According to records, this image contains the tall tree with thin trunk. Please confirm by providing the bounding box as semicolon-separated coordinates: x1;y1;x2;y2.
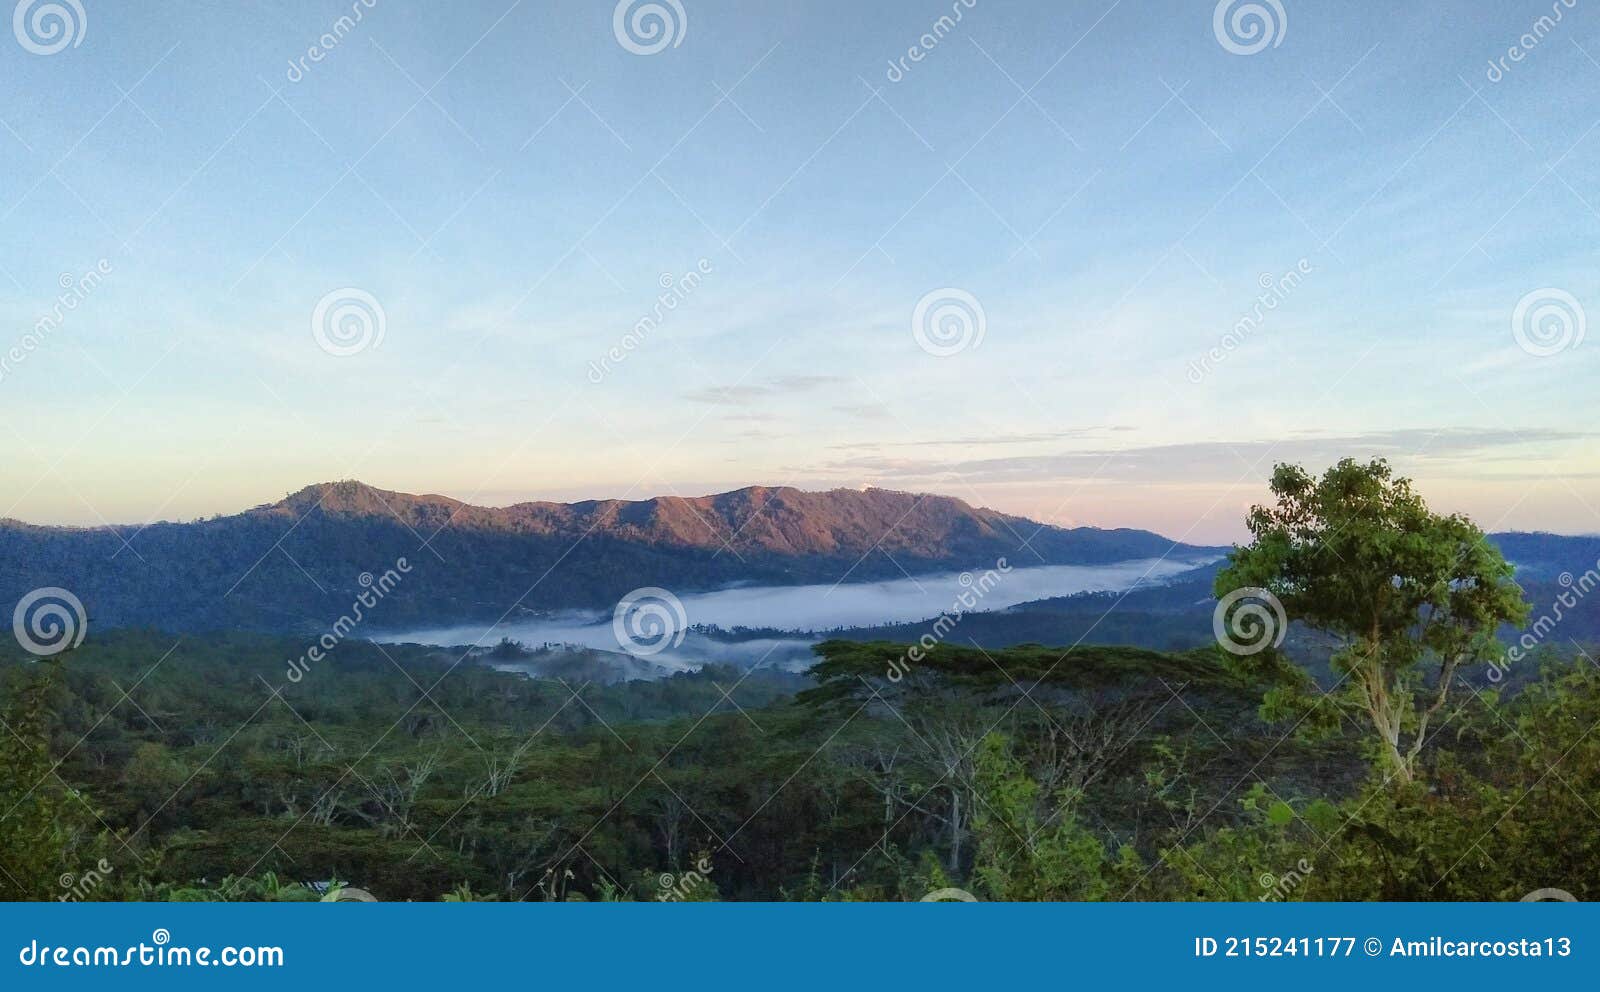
1216;458;1528;784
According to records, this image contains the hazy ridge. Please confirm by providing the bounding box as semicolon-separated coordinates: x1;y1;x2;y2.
0;481;1220;634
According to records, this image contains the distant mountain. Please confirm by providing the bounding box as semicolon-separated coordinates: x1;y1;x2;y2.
0;481;1221;635
1488;531;1600;582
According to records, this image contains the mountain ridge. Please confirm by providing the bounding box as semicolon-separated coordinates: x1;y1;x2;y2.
8;480;1190;559
0;481;1223;635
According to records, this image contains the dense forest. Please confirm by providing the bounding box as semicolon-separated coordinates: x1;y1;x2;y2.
2;629;1596;902
3;460;1599;902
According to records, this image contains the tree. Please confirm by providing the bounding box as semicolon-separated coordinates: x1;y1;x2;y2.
801;641;1221;877
0;659;81;899
1216;458;1528;784
968;733;1135;900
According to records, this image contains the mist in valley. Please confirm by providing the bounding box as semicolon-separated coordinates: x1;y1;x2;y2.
375;557;1216;676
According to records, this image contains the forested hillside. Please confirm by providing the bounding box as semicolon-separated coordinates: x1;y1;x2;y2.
4;460;1598;903
0;482;1214;634
2;628;1596;902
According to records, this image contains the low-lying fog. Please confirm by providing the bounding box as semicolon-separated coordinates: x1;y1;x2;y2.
375;557;1212;674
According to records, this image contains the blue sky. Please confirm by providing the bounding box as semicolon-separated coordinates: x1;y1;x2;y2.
2;0;1597;542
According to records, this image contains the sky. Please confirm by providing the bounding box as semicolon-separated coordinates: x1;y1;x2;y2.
1;0;1597;543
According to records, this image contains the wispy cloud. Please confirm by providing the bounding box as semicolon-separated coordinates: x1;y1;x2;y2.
812;428;1593;485
683;375;846;406
833;403;893;421
830;428;1135;451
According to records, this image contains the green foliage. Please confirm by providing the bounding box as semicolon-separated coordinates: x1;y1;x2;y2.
969;734;1139;901
0;658;103;900
441;881;498;902
803;640;1254;707
1217;458;1529;783
3;622;1596;902
138;871;322;902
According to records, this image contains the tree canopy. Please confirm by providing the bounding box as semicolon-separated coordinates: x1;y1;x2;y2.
1216;458;1528;783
